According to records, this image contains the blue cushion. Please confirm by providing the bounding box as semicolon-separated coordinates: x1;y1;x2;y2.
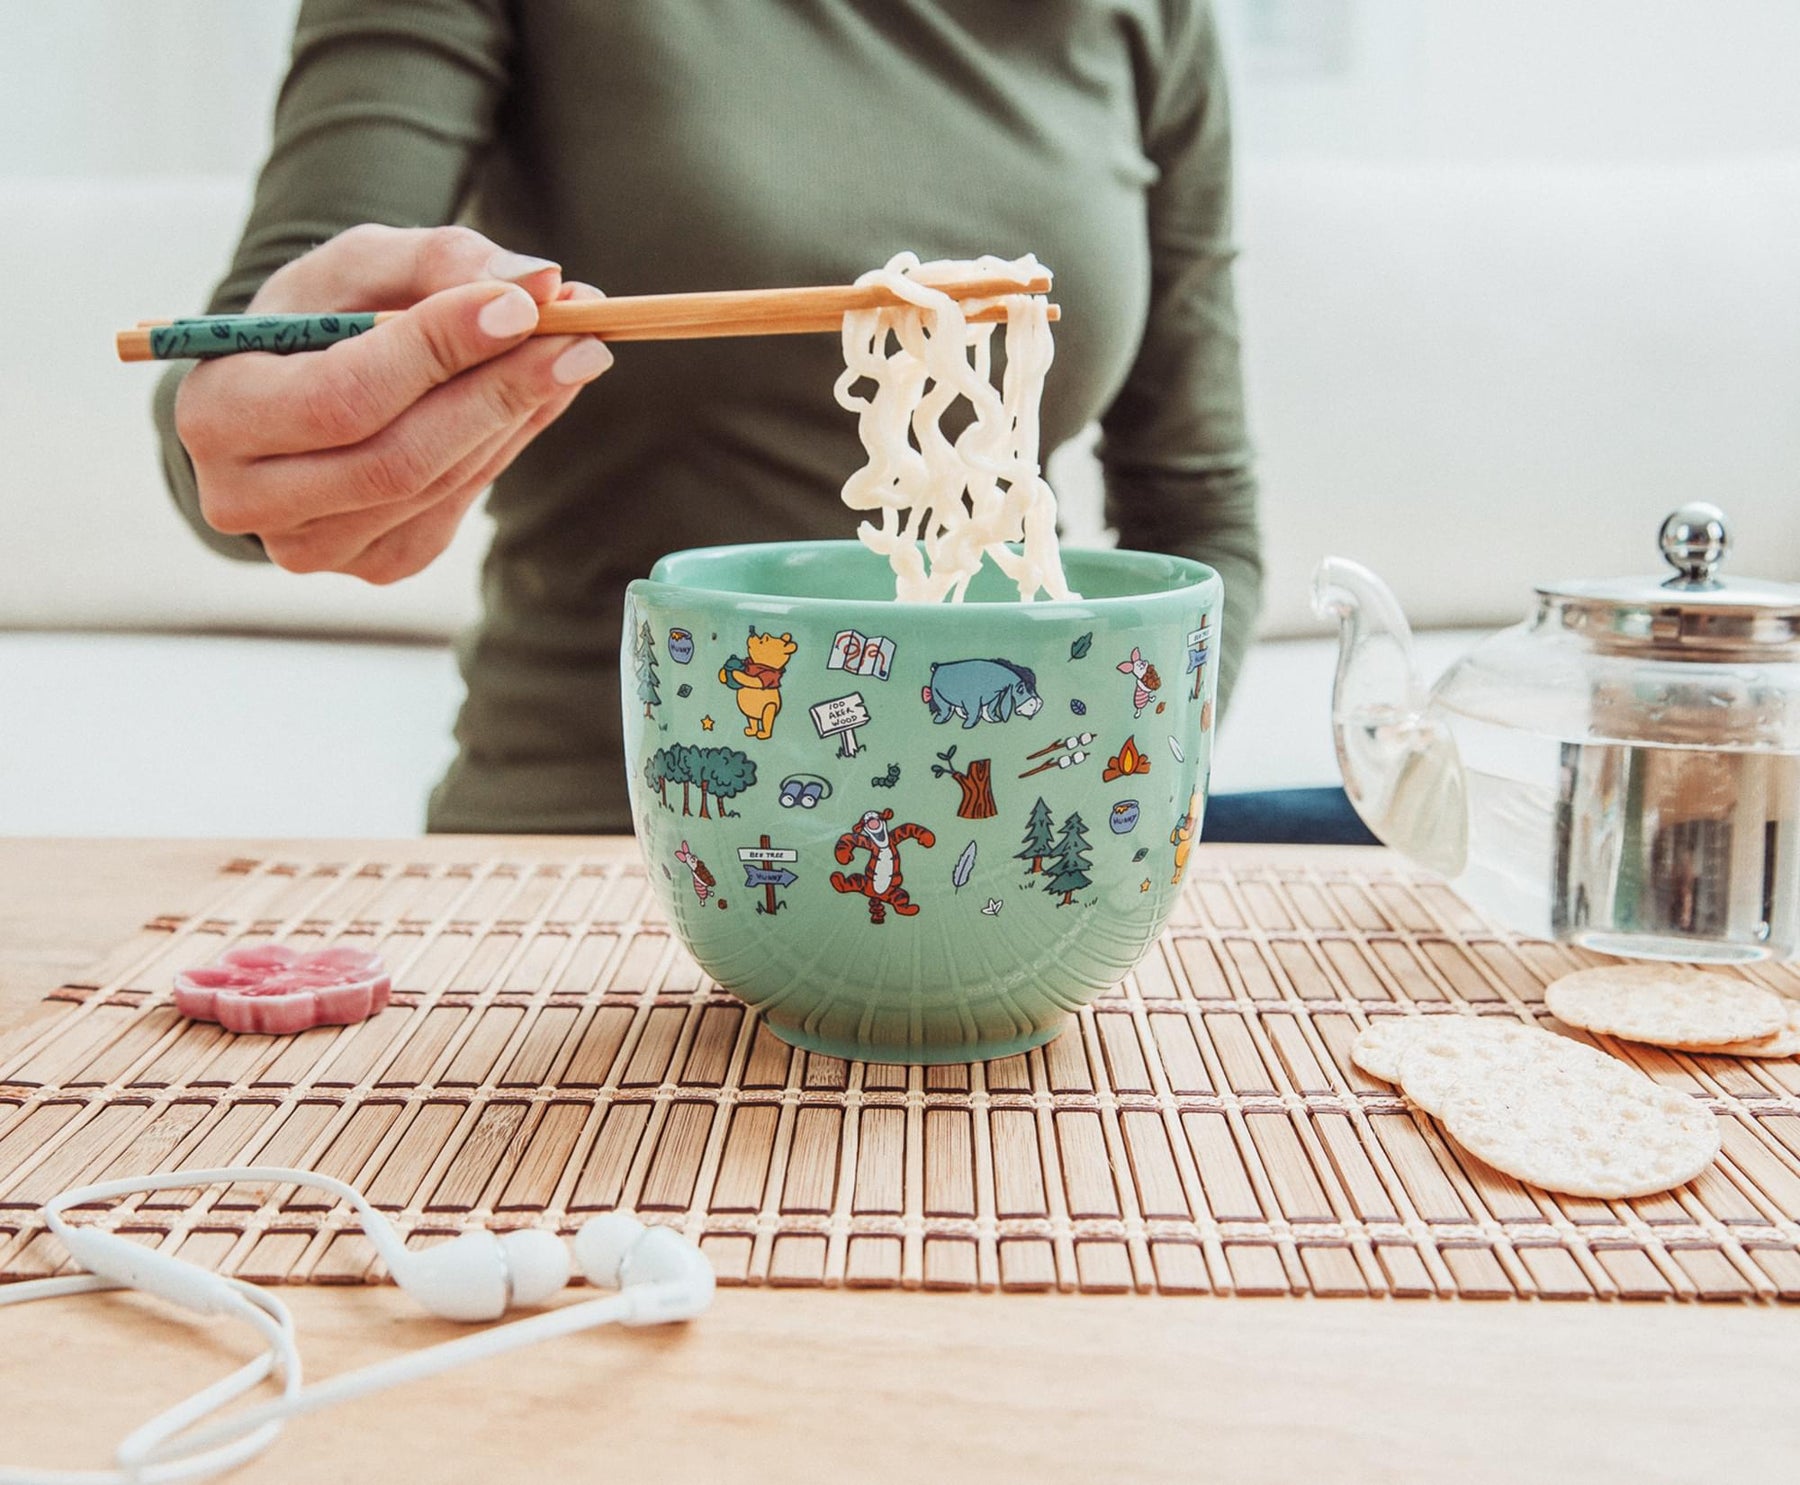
1203;787;1379;847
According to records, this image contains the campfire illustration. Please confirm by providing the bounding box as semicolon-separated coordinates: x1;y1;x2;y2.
1101;734;1151;782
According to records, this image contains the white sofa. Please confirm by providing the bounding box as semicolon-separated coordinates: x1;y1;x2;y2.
4;161;1797;835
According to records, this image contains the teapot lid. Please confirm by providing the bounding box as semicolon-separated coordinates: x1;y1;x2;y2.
1536;503;1800;656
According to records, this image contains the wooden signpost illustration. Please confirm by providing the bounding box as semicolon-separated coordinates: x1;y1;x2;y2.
810;691;871;758
739;835;799;915
1187;618;1211;700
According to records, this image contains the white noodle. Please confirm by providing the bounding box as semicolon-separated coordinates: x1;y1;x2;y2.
834;252;1076;603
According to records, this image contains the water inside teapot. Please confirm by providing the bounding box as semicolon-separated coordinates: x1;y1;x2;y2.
1440;710;1800;962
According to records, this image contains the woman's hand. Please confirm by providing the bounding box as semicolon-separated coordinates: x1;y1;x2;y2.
175;224;612;584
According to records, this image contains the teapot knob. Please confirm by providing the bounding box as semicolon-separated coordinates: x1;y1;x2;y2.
1659;502;1730;589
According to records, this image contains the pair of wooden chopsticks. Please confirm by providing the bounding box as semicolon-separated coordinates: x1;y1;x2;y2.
115;273;1059;362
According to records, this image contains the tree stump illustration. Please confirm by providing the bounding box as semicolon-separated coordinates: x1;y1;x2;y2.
931;746;997;820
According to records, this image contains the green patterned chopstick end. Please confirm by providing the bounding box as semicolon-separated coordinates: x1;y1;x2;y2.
147;312;380;360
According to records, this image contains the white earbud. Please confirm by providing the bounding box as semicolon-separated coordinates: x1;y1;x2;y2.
571;1211;644;1285
387;1228;571;1322
388;1231;512;1322
574;1212;715;1324
499;1228;578;1308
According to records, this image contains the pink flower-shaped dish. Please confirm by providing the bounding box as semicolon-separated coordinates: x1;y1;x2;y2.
174;944;391;1034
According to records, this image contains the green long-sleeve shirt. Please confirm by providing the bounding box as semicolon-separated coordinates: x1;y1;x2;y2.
155;0;1263;833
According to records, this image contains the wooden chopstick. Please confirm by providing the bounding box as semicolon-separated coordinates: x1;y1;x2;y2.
116;274;1056;362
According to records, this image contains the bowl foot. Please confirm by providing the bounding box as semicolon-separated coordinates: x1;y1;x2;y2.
761;1015;1073;1066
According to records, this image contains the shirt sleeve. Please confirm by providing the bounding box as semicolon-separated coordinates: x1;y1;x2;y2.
1099;0;1262;716
152;0;515;562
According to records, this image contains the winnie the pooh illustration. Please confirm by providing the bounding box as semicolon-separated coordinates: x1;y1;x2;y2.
1170;790;1202;885
719;628;797;740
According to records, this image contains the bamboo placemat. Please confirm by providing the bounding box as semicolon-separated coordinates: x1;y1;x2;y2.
5;852;1800;1301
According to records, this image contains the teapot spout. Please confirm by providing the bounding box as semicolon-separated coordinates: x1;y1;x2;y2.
1311;559;1468;878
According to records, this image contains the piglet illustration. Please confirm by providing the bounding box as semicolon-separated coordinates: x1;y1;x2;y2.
674;840;716;905
1117;648;1161;717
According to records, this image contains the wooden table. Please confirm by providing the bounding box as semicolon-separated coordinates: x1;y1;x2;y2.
0;838;1793;1484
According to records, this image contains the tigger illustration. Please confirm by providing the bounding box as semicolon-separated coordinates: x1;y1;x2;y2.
674;840;716;905
830;807;936;924
1117;647;1161;717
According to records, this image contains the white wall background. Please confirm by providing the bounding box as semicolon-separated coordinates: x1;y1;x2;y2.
1223;0;1800;164
8;1;1800;178
0;5;300;178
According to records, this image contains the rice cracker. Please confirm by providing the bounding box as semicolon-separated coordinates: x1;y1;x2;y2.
1351;1015;1539;1090
1394;1019;1619;1117
1675;1002;1800;1059
1437;1064;1720;1199
1545;964;1785;1049
1349;1018;1431;1083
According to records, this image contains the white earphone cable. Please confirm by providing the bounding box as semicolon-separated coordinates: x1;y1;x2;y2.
1;1166;710;1485
0;1274;300;1485
124;1291;635;1471
112;1282;300;1482
42;1167;411;1270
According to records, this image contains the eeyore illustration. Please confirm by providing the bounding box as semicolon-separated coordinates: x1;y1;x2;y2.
922;658;1044;728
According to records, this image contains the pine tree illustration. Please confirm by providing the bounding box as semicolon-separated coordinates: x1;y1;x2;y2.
1016;796;1055;874
635;619;661;718
1043;811;1094;907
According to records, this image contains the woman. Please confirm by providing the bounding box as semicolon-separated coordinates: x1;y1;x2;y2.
157;0;1263;833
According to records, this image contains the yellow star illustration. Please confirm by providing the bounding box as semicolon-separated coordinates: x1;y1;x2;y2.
1139;879;1152;893
700;715;715;731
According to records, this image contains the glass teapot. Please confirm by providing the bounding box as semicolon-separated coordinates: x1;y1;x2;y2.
1313;504;1800;962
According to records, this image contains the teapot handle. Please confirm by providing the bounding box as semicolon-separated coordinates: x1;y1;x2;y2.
1311;557;1429;723
1311;558;1468;877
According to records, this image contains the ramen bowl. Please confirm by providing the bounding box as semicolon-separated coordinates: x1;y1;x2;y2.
623;541;1221;1063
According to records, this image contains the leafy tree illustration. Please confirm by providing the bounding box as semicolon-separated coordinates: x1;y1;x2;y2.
634;619;661;718
1043;811;1094;907
646;747;675;810
708;748;758;817
688;747;719;819
1016;796;1055;874
658;745;759;819
665;742;698;815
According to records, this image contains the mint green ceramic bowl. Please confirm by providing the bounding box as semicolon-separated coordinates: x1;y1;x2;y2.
623;542;1221;1063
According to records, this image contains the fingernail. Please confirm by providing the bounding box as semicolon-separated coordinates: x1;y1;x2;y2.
478;285;539;338
552;336;614;384
487;249;560;282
